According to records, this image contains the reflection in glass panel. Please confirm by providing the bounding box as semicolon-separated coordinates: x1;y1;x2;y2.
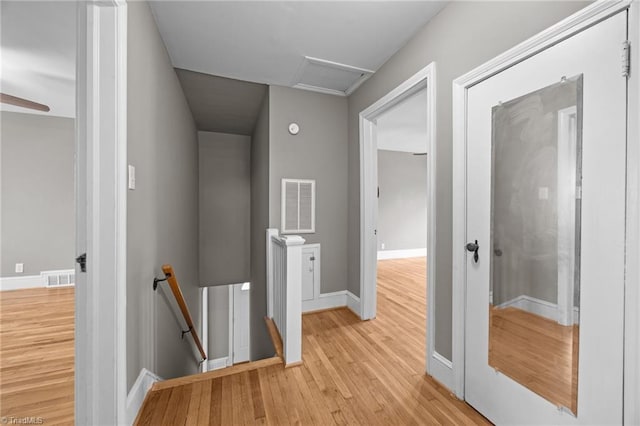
489;75;582;415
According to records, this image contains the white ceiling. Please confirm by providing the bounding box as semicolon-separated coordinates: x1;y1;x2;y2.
149;1;447;91
0;1;76;118
376;88;428;153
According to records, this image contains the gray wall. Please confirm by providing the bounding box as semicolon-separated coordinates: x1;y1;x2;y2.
208;285;230;359
347;1;589;360
199;131;251;286
250;92;274;360
269;85;349;294
377;150;427;252
0;112;75;277
127;1;200;389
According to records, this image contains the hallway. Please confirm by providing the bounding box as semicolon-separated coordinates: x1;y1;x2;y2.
135;258;488;425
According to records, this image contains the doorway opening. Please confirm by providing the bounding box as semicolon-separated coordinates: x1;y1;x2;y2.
0;2;77;423
358;62;439;380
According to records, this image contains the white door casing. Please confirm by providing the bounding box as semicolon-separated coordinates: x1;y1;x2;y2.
358;63;446;386
76;1;128;424
232;283;250;364
460;8;627;425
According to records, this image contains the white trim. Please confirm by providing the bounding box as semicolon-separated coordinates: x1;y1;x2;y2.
125;368;161;426
207;357;230;371
358;62;439;386
0;275;44;291
300;290;362;315
75;1;128;424
429;351;454;391
201;287;208;373
0;269;76;291
557;105;579;327
346;291;360;316
625;3;640;425
231;282;251;365
291;56;373;97
377;248;427;260
496;295;579;325
452;0;632;400
266;228;279;318
302;290;347;313
293;83;347;98
228;284;234;365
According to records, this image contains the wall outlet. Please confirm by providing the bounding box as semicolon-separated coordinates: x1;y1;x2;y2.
15;263;24;273
381;243;385;250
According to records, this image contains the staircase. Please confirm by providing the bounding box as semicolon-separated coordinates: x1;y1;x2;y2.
134;316;286;425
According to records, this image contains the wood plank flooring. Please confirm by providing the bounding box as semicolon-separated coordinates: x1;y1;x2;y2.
0;287;75;425
136;257;490;425
489;305;579;413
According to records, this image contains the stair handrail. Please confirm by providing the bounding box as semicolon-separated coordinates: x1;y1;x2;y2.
153;264;207;362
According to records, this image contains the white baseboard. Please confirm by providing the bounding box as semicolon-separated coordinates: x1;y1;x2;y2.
497;294;579;325
347;291;360;316
126;368;162;425
302;290;347;313
0;275;44;291
301;290;362;317
1;269;76;291
377;248;427;260
207;356;231;371
429;351;454;392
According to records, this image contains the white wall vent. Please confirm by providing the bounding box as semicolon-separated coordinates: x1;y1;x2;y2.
282;179;315;234
42;269;75;287
292;56;373;97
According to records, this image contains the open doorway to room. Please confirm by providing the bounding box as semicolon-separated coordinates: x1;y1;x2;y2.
0;1;77;423
375;88;429;361
375;86;429;358
359;63;436;376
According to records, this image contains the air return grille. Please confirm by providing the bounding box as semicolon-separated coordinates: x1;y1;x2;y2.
281;179;315;234
42;269;75;287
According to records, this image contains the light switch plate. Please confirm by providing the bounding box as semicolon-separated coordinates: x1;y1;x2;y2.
128;165;136;190
538;187;549;200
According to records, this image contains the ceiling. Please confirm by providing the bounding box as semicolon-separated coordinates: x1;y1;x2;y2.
176;69;267;135
150;1;447;94
0;1;76;118
376;88;428;153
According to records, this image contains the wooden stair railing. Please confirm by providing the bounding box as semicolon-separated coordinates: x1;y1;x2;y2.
153;264;207;362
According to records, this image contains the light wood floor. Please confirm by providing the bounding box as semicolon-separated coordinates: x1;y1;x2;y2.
489;305;578;413
136;257;490;425
0;287;75;425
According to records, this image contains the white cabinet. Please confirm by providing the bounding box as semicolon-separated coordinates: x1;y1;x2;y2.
301;244;320;303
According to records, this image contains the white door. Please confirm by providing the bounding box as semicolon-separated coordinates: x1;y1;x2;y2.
233;283;250;363
465;12;627;424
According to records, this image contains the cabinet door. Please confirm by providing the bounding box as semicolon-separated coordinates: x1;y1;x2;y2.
301;250;315;301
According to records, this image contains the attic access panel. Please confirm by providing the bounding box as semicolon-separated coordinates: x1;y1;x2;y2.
293;56;373;96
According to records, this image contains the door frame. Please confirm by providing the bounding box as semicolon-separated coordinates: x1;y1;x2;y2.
358;63;440;379
76;0;128;424
451;2;638;422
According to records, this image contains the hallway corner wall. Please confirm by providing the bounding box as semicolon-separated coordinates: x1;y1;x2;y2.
126;0;201;390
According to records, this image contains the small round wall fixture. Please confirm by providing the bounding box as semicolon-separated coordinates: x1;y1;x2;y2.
288;122;300;135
